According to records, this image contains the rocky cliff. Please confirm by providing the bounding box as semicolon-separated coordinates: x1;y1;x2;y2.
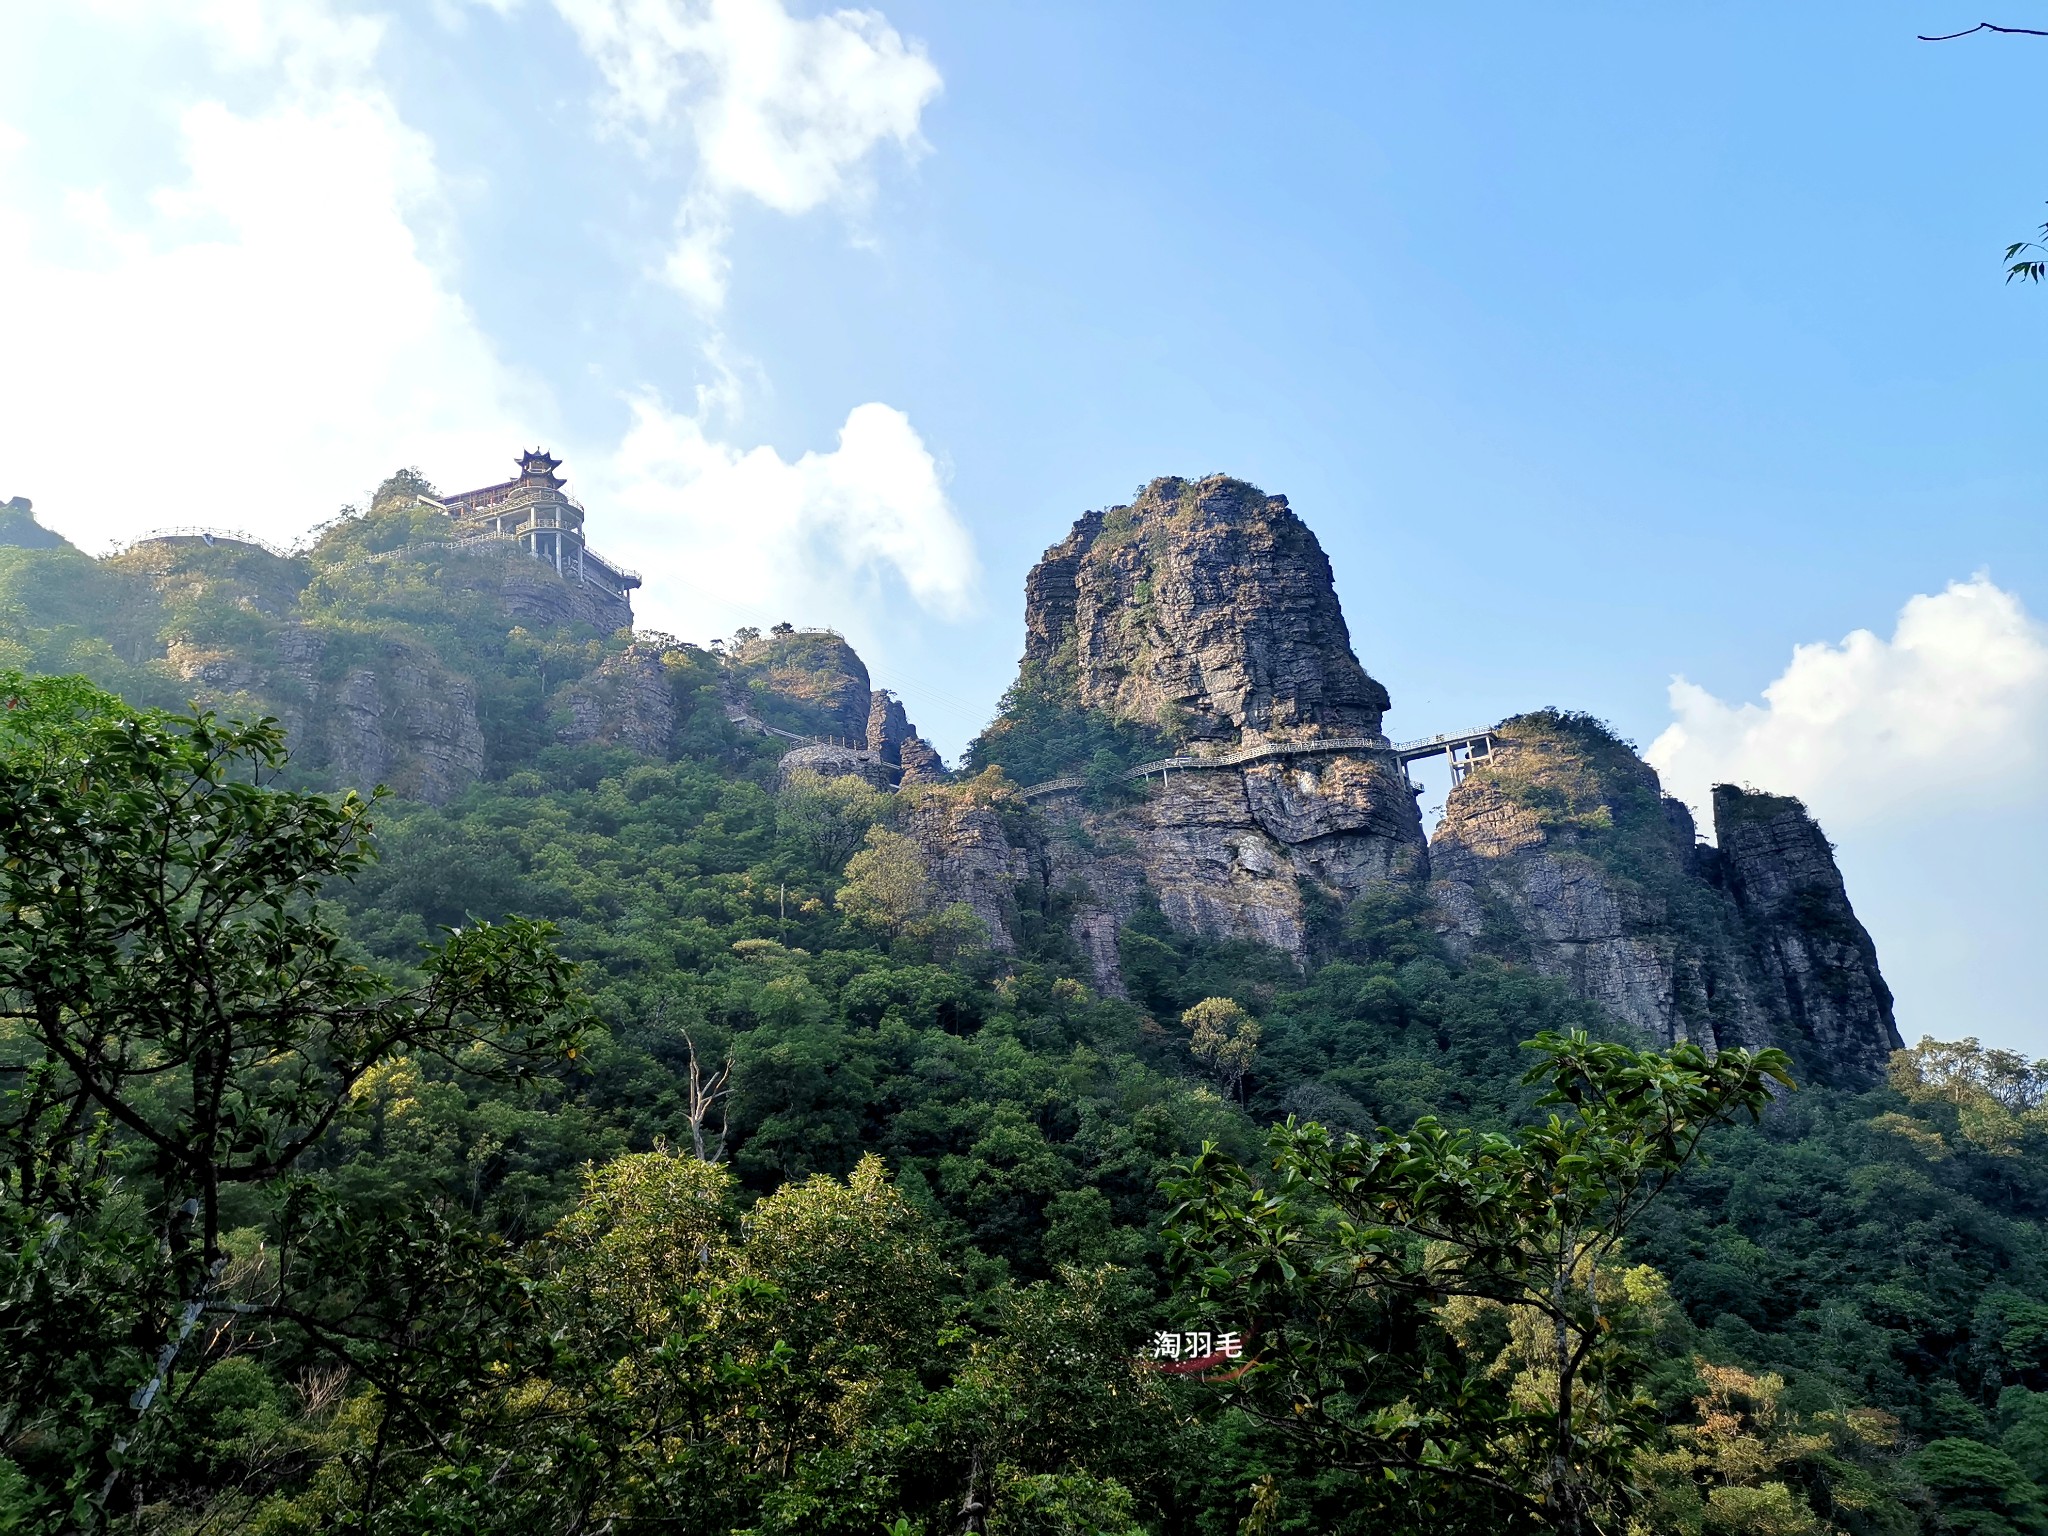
163;621;487;805
1427;713;1899;1084
950;476;1427;995
0;501;945;806
92;530;613;804
1429;711;1778;1054
0;497;643;804
903;784;1022;954
556;642;679;757
1022;475;1390;742
1711;785;1900;1084
907;476;1902;1085
727;626;874;741
1;461;1907;1086
867;690;947;785
724;627;948;784
492;552;634;634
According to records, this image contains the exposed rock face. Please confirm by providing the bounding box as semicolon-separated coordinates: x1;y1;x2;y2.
1024;476;1390;743
1426;716;1741;1048
949;475;1427;993
993;744;1429;996
169;624;485;805
1428;714;1898;1083
556;644;677;756
867;690;913;757
1127;752;1425;955
728;628;872;741
163;640;266;697
777;742;895;791
302;638;486;806
866;689;948;785
1028;478;1423;985
1711;786;1901;1085
904;788;1019;953
897;736;947;785
494;556;633;634
3;475;646;803
1018;759;1420;990
1031;806;1147;998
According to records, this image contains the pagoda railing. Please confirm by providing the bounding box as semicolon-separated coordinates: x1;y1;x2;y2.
445;484;586;518
492;509;582;533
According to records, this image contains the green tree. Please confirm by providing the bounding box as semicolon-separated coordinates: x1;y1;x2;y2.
0;672;583;1527
368;466;439;514
1183;996;1260;1103
551;1146;731;1331
944;1265;1172;1535
1165;1030;1791;1535
2004;1389;2048;1488
777;766;891;873
1630;1358;1906;1535
1909;1438;2048;1536
836;826;933;934
281;1151;959;1535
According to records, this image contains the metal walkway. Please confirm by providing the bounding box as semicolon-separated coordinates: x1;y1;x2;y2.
1393;729;1498;785
1016;727;1498;801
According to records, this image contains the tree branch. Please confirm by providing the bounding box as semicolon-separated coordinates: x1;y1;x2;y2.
1918;21;2048;39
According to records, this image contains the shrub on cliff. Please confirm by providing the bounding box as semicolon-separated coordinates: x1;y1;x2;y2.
963;662;1172;786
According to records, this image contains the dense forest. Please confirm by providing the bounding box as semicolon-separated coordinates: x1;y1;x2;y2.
7;484;2048;1535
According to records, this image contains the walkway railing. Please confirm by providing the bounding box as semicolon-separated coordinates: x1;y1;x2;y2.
121;502;637;599
364;531;522;562
1393;729;1497;763
1016;727;1498;802
582;544;642;586
121;527;297;560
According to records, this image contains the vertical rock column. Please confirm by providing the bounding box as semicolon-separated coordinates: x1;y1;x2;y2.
1711;786;1901;1086
987;474;1427;986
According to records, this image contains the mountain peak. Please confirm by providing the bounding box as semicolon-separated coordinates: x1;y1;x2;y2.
1022;474;1390;746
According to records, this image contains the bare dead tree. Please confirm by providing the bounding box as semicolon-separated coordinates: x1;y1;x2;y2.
295;1363;352;1419
682;1027;734;1165
956;1451;988;1535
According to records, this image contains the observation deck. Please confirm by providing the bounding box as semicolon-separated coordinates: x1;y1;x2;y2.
429;448;642;601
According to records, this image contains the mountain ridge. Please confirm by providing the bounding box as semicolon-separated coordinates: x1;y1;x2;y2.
0;466;1899;1083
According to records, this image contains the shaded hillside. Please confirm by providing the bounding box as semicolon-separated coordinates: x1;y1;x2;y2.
0;497;69;550
0;485;940;802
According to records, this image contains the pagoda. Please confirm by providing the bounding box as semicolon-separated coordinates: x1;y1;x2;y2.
432;449;641;605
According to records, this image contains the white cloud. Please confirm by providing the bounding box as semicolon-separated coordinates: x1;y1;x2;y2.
596;393;976;634
553;0;941;307
0;0;976;629
1646;576;2048;830
0;4;541;548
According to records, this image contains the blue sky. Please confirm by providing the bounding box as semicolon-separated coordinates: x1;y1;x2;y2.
3;1;2045;1049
